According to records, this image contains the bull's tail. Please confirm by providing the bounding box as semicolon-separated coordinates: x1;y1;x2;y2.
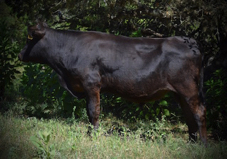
199;53;205;105
186;37;205;105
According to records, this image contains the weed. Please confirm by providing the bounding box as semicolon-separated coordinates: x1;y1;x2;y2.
30;131;56;159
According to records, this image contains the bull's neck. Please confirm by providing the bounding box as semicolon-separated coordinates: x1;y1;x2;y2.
43;29;80;73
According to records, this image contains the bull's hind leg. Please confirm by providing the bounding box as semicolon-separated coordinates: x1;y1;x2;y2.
173;84;207;145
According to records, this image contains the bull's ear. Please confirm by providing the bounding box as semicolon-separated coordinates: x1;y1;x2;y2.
28;22;48;39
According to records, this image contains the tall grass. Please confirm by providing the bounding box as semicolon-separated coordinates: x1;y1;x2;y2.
0;111;226;159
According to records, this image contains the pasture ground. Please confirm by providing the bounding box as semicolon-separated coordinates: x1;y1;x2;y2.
0;110;227;159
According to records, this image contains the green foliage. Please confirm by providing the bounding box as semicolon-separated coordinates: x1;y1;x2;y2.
101;94;174;122
0;2;22;98
205;69;227;139
30;131;55;159
130;28;142;37
21;64;58;105
20;63;86;118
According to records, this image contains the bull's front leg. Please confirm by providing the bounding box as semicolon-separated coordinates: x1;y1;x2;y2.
86;88;100;130
82;70;101;130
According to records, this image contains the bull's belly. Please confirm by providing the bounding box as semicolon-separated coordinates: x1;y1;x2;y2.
127;91;169;103
100;74;173;102
131;90;170;102
102;87;170;103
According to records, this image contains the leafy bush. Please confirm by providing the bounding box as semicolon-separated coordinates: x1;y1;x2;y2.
0;19;21;99
205;69;227;139
101;93;179;122
20;64;86;118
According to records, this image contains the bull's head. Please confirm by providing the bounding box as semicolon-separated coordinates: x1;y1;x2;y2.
18;22;48;63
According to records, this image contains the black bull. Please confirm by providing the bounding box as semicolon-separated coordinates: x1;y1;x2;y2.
18;23;207;145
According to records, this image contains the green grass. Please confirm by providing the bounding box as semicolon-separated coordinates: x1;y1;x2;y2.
0;112;227;159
